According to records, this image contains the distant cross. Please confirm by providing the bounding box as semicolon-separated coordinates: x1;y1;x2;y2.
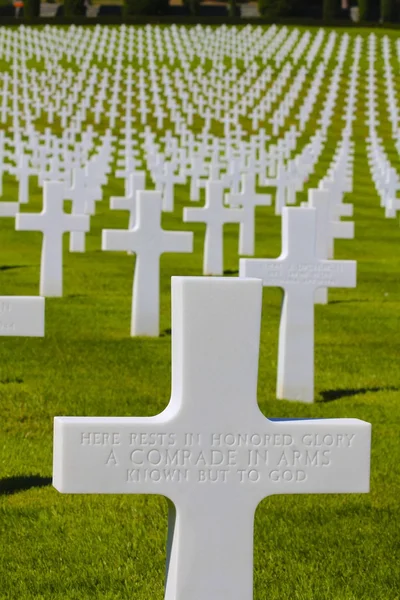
316;184;355;258
0;130;7;196
304;189;355;303
12;153;35;205
262;162;289;215
81;168;102;216
110;171;146;229
53;276;371;600
197;154;226;191
155;161;186;213
184;181;243;275
301;190;330;305
227;172;272;256
16;181;90;297
116;154;142;182
43;156;66;184
240;207;356;403
102;191;193;336
225;155;242;195
65;168;93;253
187;155;207;202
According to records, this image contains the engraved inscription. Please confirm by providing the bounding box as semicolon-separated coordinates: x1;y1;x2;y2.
79;430;358;486
81;432;121;445
0;302;12;314
262;263;344;286
0;321;15;332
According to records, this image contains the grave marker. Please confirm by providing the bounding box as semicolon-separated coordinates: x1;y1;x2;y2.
227;173;271;256
102;191;193;336
16;181;90;297
13;153;35;205
53;276;371;600
110;171;146;229
240;207;356;403
184;181;243;275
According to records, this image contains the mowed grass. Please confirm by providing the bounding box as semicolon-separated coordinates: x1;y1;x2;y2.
1;24;400;600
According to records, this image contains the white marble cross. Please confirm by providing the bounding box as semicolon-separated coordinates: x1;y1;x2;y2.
263;162;288;216
16;181;90;297
0;130;7;197
240;207;357;403
102;191;193;336
66;168;91;253
303;189;355;304
53;276;371;600
184;181;243;275
156;161;185;213
110;171;146;229
0;296;44;336
13;153;35;205
302;189;331;304
314;186;355;258
227;173;271;256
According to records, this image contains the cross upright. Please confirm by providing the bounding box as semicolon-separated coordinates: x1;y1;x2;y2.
240;207;357;403
184;180;244;275
102;191;193;337
12;153;35;205
316;184;355;258
262;161;288;215
16;181;90;297
0;130;7;197
227;172;272;256
65;168;93;253
155;161;186;213
110;171;146;229
197;153;226;190
187;155;207;202
304;189;355;303
301;189;331;305
116;154;142;183
53;276;371;600
81;167;102;216
41;155;66;186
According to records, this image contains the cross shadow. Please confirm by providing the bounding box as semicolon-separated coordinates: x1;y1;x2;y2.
0;475;53;496
0;265;27;271
329;299;369;305
320;386;399;402
223;269;239;276
0;376;23;384
160;328;172;337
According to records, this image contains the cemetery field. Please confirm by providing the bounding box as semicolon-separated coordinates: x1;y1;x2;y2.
0;23;400;600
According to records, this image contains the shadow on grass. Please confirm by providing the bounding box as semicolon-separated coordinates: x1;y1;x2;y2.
0;376;23;384
0;265;28;271
223;269;239;275
329;299;369;305
160;328;171;337
0;475;53;496
320;386;399;402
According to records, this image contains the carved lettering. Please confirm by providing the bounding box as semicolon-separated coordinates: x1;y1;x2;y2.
0;302;12;314
81;430;357;486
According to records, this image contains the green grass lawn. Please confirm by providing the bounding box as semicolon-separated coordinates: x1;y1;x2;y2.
0;24;400;600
